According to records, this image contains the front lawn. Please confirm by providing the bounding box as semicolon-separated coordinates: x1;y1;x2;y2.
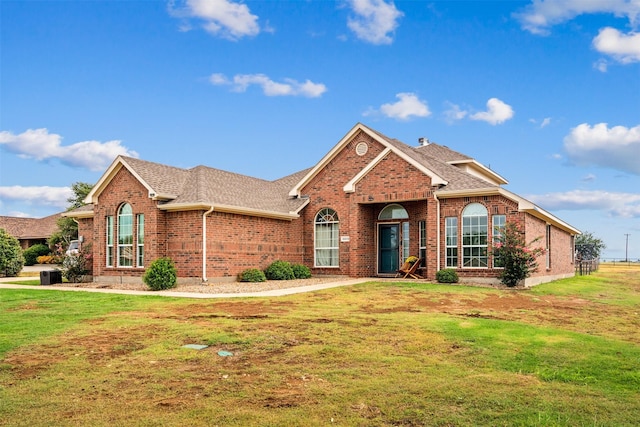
0;264;638;426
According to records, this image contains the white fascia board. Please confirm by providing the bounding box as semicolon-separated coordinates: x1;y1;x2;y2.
343;148;392;193
61;210;94;219
84;156;166;204
436;187;580;235
158;202;299;221
500;188;581;235
289;124;366;197
448;160;509;185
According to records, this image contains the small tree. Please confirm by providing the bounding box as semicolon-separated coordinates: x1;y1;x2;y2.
575;231;605;261
0;228;24;277
492;222;545;287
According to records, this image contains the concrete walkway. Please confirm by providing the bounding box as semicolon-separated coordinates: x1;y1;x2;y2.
0;267;371;298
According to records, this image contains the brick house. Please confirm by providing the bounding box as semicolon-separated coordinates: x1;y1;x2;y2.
66;123;579;286
0;213;62;250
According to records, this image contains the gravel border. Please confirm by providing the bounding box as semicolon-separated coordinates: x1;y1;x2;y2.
49;276;349;294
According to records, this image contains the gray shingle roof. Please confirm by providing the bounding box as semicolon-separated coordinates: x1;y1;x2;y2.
0;212;62;240
365;125;497;192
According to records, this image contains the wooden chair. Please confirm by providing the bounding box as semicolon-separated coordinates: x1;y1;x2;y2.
396;258;422;279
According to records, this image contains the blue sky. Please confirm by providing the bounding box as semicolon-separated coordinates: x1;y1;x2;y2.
1;0;639;259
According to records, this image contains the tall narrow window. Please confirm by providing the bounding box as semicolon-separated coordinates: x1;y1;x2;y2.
546;224;552;269
106;216;114;267
419;220;427;266
117;203;133;267
315;208;339;267
445;217;458;268
402;222;410;261
492;214;506;268
137;214;145;267
462;203;488;267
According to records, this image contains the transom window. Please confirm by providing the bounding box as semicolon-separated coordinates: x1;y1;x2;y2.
462;203;488;268
315;208;339;267
378;204;409;220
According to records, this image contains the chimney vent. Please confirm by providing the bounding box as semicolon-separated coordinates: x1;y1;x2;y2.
418;137;429;146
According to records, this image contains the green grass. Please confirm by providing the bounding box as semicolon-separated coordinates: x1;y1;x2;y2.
0;265;639;426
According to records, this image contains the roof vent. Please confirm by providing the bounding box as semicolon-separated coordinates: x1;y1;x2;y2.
418;137;429;146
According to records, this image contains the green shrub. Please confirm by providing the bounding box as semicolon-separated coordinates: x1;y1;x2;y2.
143;257;177;291
0;228;24;277
23;244;51;266
61;245;92;283
436;268;459;283
291;263;311;279
264;260;295;280
239;268;267;282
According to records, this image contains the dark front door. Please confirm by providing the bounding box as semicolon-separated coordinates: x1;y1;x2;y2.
378;224;399;274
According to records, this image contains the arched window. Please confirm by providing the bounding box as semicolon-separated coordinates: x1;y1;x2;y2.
462;203;488;267
117;203;133;267
315;208;339;267
378;204;409;220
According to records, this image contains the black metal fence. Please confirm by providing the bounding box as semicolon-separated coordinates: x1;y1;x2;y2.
575;258;599;276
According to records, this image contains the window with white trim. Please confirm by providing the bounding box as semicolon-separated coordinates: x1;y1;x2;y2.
445;217;458;268
462;203;488;267
492;214;506;268
106;216;114;267
419;220;426;265
315;208;339;267
378;204;409;220
137;214;145;267
117;203;133;267
402;222;410;262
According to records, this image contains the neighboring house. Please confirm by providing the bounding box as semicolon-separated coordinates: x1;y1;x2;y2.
65;123;580;286
0;213;62;250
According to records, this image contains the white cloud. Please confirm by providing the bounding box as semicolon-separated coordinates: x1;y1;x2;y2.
581;173;597;183
369;92;430;121
593;27;640;63
443;102;468;124
0;186;74;210
469;98;514;125
514;0;640;35
0;128;138;171
593;58;609;72
347;0;403;45
563;123;640;174
169;0;260;40
540;117;552;128
526;189;640;218
209;73;327;97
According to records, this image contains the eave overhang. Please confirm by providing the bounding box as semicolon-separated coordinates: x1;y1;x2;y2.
435;187;581;235
289;123;447;198
158;202;300;221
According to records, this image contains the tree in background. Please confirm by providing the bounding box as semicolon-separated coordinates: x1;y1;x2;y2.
575;231;606;261
48;182;93;250
0;228;24;277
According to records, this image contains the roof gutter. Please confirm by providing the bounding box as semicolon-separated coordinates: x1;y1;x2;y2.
202;206;214;283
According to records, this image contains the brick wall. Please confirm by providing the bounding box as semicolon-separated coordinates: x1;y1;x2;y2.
91;166;160;283
203;210;304;279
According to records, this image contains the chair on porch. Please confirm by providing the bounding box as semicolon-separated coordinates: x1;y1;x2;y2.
396;258;422;279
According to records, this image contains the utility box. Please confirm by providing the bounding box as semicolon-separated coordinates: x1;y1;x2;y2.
40;270;62;285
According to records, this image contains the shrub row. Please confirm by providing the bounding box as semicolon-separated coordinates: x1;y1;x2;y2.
240;260;311;283
23;244;51;266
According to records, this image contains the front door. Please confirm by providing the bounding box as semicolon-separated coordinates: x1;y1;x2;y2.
378;224;399;274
